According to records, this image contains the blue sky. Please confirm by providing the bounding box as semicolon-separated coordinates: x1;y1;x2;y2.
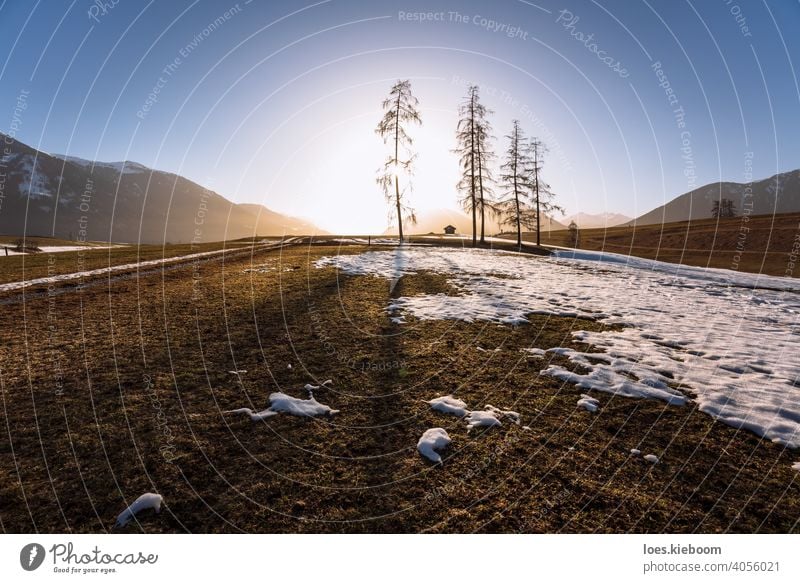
1;0;798;232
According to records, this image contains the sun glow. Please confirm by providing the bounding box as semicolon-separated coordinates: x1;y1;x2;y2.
269;107;461;235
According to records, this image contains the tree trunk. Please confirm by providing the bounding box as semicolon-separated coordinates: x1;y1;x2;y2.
513;157;521;248
535;180;541;247
476;112;485;245
394;93;403;243
478;147;485;244
513;141;521;248
470;95;476;248
394;173;403;241
534;146;541;247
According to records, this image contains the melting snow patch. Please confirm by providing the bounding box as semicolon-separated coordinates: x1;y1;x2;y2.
227;390;338;421
465;410;502;430
577;394;600;412
465;406;522;430
315;246;800;456
417;428;451;463
330;238;369;244
428;396;520;426
225;407;278;421
427;395;469;417
243;265;274;273
0;238;299;293
643;454;659;464
541;350;687;406
1;244;124;256
268;392;339;416
484;404;520;424
115;493;163;527
304;380;333;396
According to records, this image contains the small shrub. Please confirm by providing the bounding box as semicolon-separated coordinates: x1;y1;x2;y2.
13;239;41;253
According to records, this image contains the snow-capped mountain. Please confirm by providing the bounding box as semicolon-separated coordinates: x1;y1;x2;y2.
0;135;322;243
52;155;151;175
563;212;632;228
631;169;800;225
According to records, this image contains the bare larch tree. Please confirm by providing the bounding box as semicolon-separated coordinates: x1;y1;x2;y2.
568;220;580;248
527;138;563;246
376;80;422;242
711;198;737;218
476;100;495;244
454;85;494;246
499;120;532;248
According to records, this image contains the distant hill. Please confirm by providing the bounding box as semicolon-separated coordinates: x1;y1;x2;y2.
384;207;568;236
532;212;800;277
631;169;800;225
0;134;322;243
563;212;631;228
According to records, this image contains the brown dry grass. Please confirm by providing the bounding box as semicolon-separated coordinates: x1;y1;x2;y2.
513;212;800;276
0;244;797;533
0;236;285;285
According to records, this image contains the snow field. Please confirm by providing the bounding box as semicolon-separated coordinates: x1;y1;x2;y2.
317;247;800;455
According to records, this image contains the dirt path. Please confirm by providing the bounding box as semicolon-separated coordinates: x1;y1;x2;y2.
0;237;303;300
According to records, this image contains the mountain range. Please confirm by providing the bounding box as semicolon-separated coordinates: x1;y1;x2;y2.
384;208;568;236
0;134;320;244
629;169;800;225
400;169;800;235
2;135;799;242
563;212;632;229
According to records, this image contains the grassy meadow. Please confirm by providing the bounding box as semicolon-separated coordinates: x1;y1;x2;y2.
1;241;798;533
